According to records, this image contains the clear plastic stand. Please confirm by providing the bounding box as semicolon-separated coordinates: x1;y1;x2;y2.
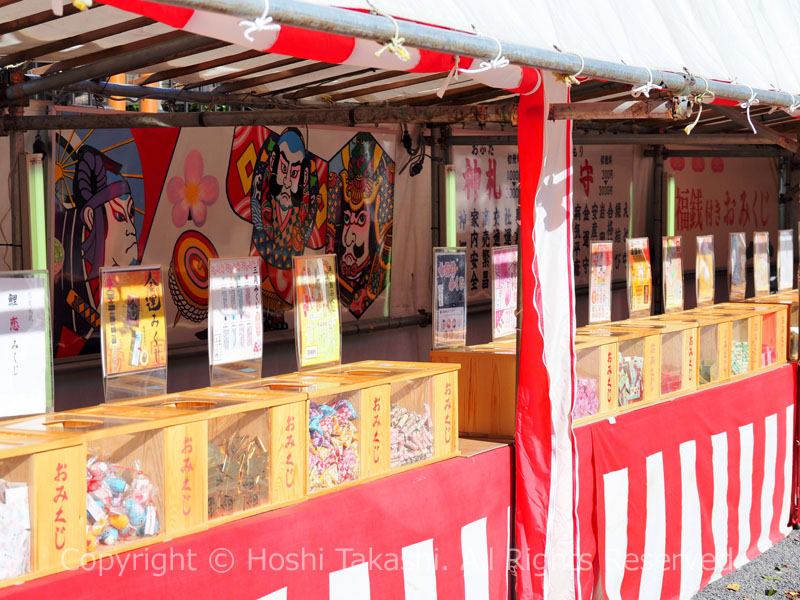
662;236;684;313
99;265;167;402
778;229;793;292
433;247;467;349
728;232;747;301
753;231;770;297
208;257;263;386
589;241;613;324
626;238;652;318
0;270;53;417
491;246;518;340
292;254;342;371
695;235;715;308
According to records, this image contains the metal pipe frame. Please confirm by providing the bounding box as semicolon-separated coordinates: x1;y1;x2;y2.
430;134;792;148
153;0;800;109
40;78;285;109
0;102;517;130
575;134;780;146
0;34;217;104
645;147;792;158
549;100;674;120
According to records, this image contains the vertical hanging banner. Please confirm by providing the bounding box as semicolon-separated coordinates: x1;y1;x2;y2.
777;229;793;291
753;231;770;297
589;242;613;323
662;236;684;313
433;248;467;349
0;271;51;417
729;232;747;301
696;235;716;307
208;257;263;384
452;143;520;302
626;238;652;317
572;145;634;285
293;254;341;370
100;265;167;400
491;246;518;340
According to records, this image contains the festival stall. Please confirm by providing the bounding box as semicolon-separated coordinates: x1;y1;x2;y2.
2;2;800;600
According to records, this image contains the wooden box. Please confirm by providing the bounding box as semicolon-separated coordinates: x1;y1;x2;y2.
217;374;390;494
306;360;460;469
776;290;799;361
117;388;307;525
746;290;799;361
572;336;617;424
577;326;660;410
658;311;732;387
0;432;84;585
733;298;794;364
697;305;764;377
0;411;200;559
619;318;699;398
430;345;516;440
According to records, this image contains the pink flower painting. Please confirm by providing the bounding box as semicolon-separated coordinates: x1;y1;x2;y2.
167;150;219;227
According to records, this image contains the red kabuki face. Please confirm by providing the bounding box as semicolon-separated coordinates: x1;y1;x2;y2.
341;207;371;279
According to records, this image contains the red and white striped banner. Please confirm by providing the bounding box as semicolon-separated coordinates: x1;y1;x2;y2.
0;446;513;600
575;364;797;600
99;0;542;94
80;4;568;598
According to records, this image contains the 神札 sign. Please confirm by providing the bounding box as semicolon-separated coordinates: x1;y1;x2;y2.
453;143;520;302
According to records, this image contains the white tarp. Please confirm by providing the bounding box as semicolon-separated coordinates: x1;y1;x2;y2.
318;0;800;94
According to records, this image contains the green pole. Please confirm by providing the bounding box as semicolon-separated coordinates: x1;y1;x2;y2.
445;165;457;247
27;154;47;271
666;176;676;237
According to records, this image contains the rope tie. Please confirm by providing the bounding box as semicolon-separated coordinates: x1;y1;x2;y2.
367;1;410;61
631;67;662;98
239;0;280;43
789;96;800;113
553;48;584;87
459;32;509;74
684;76;715;135
740;85;760;134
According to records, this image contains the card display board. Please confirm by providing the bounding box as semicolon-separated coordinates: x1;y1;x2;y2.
696;235;715;307
491;246;518;340
626;238;652;318
662;236;684;313
99;265;167;401
433;248;467;349
753;231;770;297
589;242;613;324
729;232;747;301
293;254;342;370
208;257;263;385
777;229;793;291
0;271;51;417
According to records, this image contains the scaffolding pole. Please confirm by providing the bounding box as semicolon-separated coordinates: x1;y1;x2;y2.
33;78;286;109
0;103;517;131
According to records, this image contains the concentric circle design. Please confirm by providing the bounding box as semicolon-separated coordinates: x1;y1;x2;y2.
168;230;219;323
